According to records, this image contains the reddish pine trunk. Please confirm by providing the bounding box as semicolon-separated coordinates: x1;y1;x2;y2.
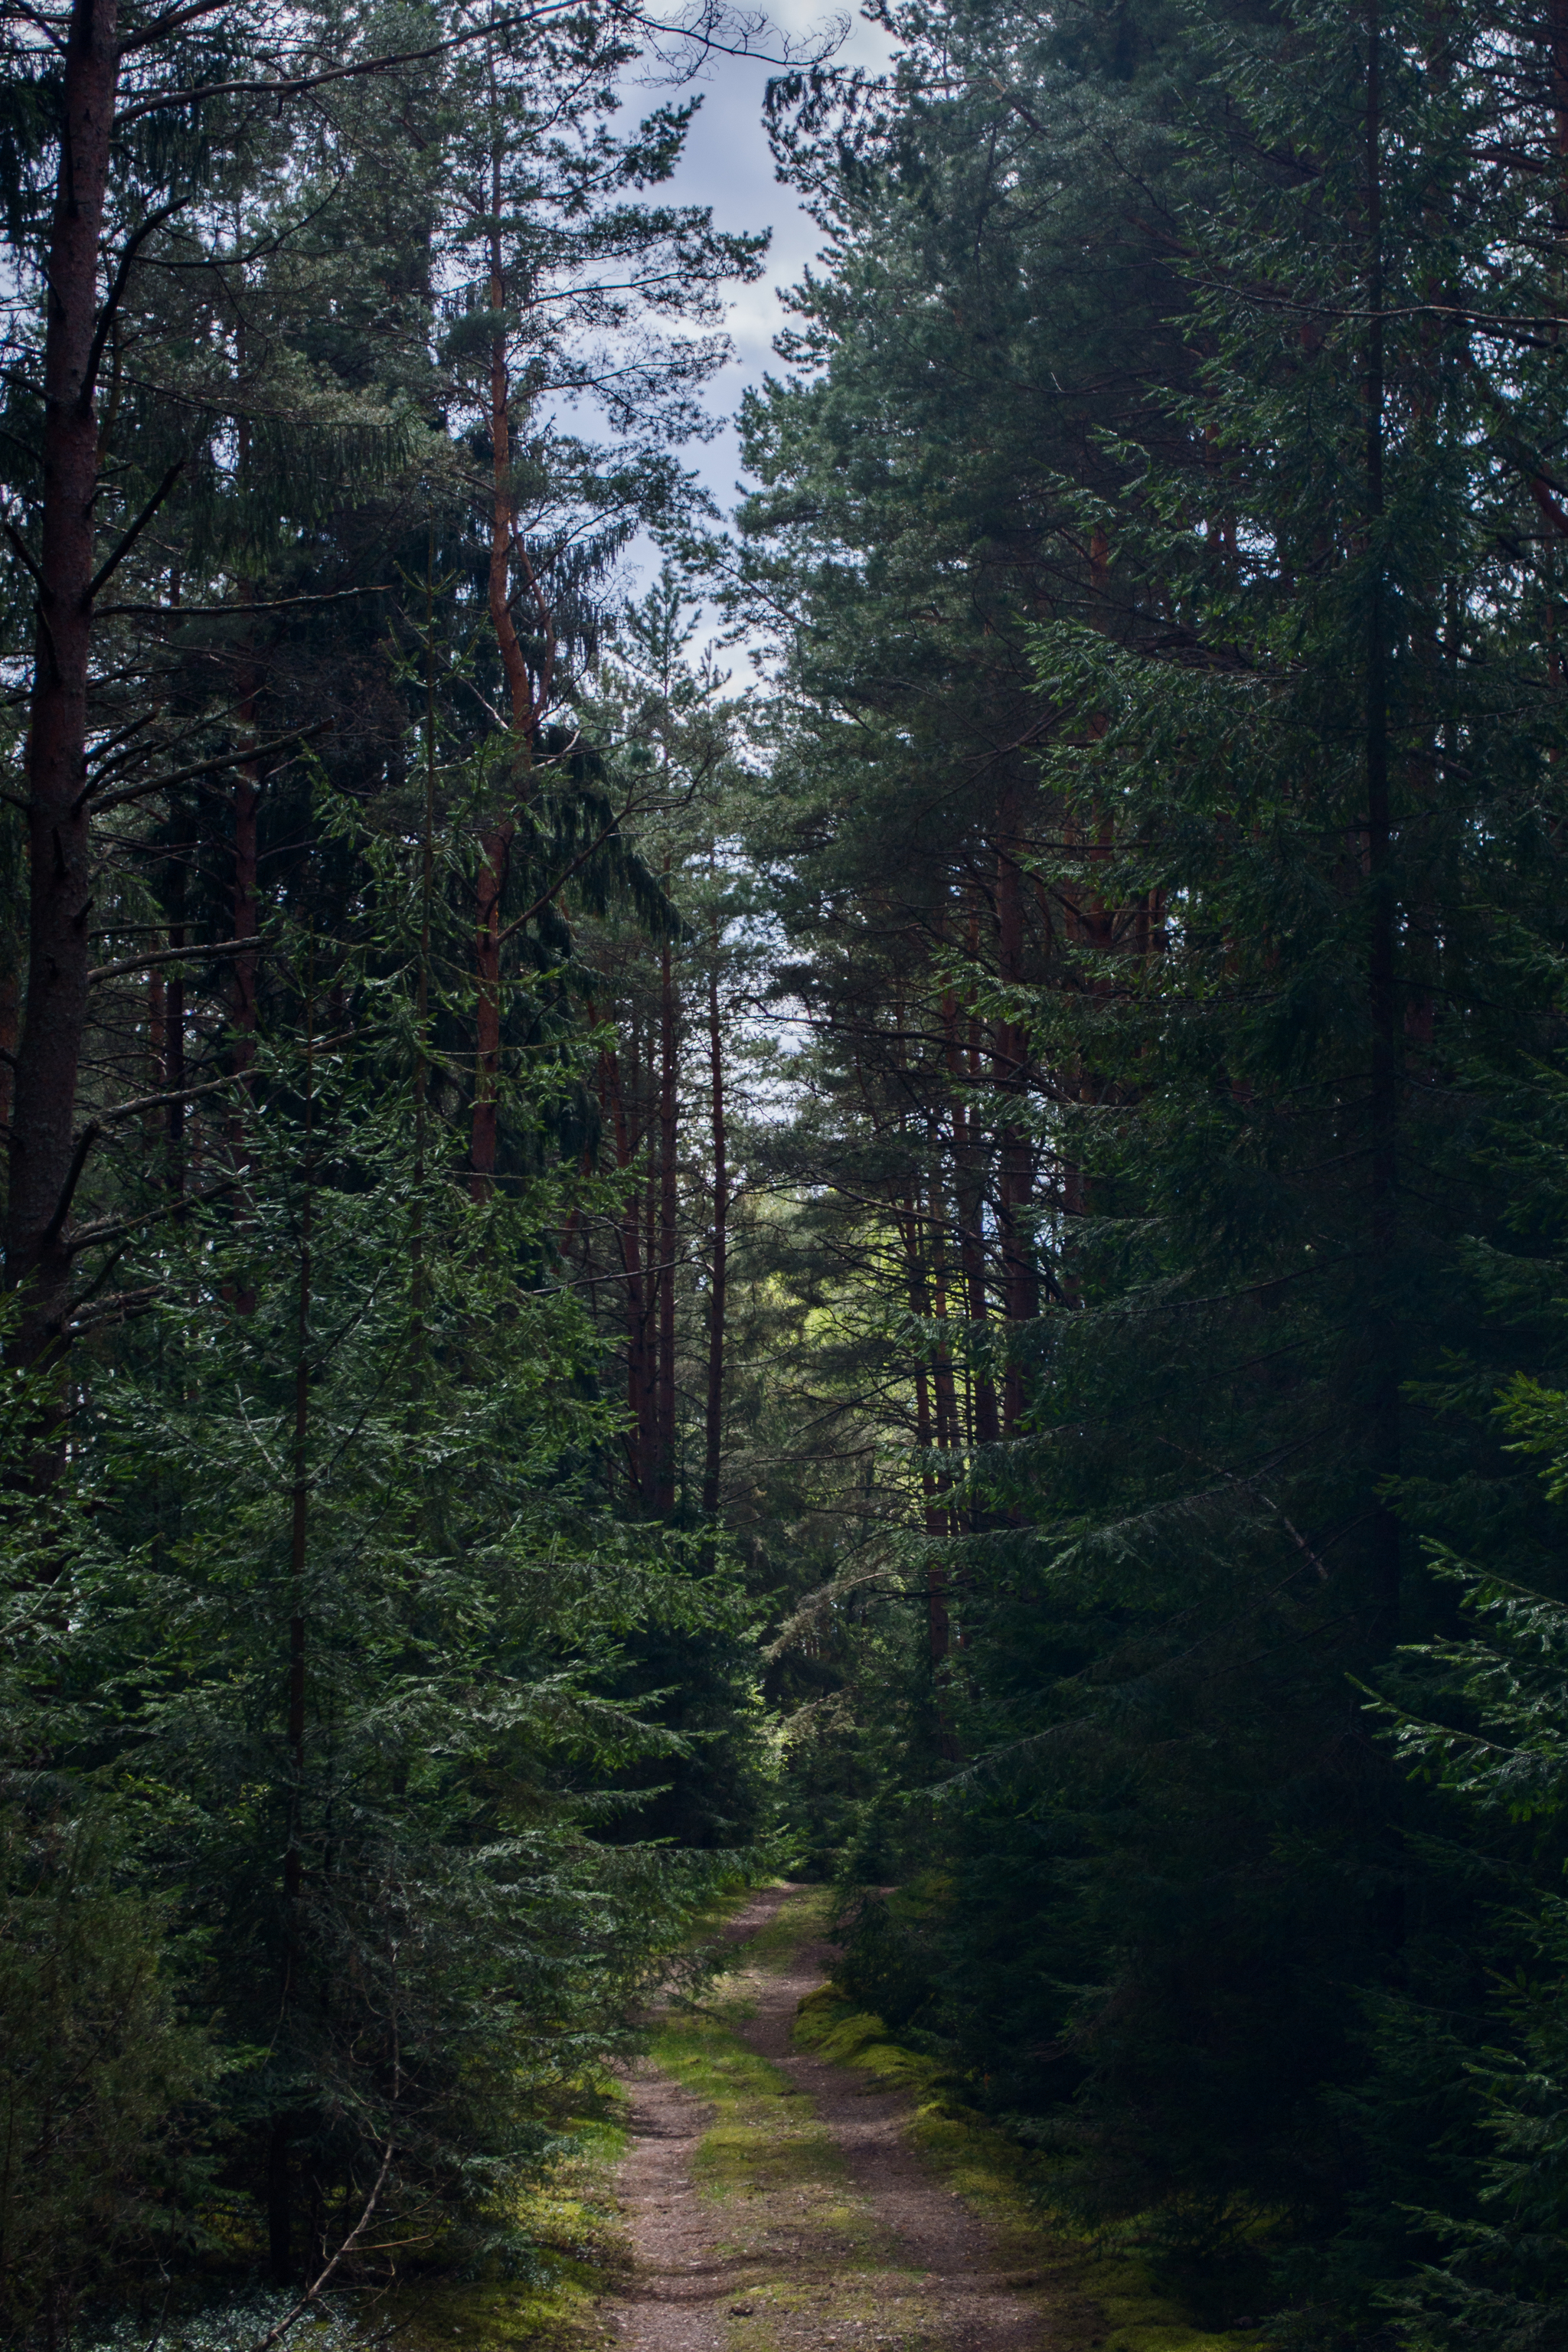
700;956;727;1525
906;1191;955;1743
4;0;119;1449
641;1092;660;1488
928;1181;960;1533
942;988;1000;1453
1365;2;1400;1651
995;809;1038;1434
653;936;678;1514
604;1042;650;1498
471;198;536;1194
272;985;315;2285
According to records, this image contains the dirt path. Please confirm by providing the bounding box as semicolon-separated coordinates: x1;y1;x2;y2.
609;1887;1056;2352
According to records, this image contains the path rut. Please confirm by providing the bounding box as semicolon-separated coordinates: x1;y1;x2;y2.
610;1887;1057;2352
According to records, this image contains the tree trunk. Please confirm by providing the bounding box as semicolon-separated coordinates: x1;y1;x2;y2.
942;988;1000;1453
929;1170;960;1535
642;1078;660;1488
471;175;534;1195
654;933;678;1514
995;804;1037;1435
273;964;315;2285
4;0;119;1460
1365;0;1400;1654
233;656;261;1091
412;545;436;1402
700;952;727;1524
165;838;187;1197
604;1041;649;1498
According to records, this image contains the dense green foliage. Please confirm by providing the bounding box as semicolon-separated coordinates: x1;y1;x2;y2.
9;0;1568;2346
722;3;1568;2347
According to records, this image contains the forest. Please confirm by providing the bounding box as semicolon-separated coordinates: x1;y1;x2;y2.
5;0;1568;2347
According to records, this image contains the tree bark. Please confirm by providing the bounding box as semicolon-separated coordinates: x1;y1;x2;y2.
653;932;678;1514
164;838;188;1197
701;951;727;1524
994;802;1038;1435
1365;0;1400;1654
273;962;315;2285
4;0;119;1459
942;986;1000;1454
471;170;534;1197
604;1040;650;1498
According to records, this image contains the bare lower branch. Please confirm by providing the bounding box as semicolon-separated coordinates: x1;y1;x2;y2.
42;1125;100;1249
83;202;188;405
95;1072;237;1125
245;2140;396;2352
85;722;329;815
90;939;253;986
85;460;185;604
67;1177;242;1259
101;586;388;619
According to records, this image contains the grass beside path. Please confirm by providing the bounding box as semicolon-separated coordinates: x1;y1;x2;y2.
364;2114;629;2352
785;1891;1266;2352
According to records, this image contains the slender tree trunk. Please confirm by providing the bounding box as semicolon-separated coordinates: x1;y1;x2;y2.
701;951;727;1524
913;1359;937;1526
233;706;260;1076
604;1042;649;1497
165;839;187;1197
903;1187;954;1697
472;167;533;1197
654;931;678;1514
228;580;262;1305
942;988;999;1453
642;1081;660;1486
1365;0;1400;1653
272;954;315;2285
4;0;119;1450
412;537;436;1404
994;802;1037;1435
929;1168;960;1535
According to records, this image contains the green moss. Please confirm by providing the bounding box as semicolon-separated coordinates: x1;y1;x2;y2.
376;2113;631;2352
791;1958;1267;2352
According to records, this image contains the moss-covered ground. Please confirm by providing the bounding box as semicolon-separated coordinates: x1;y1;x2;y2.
786;1893;1271;2352
368;2115;630;2352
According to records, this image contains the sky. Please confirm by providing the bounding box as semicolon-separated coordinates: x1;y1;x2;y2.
625;2;894;569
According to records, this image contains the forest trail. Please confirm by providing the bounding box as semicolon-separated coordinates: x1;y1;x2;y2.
609;1886;1073;2352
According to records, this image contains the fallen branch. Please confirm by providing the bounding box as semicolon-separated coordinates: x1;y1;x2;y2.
244;2138;396;2352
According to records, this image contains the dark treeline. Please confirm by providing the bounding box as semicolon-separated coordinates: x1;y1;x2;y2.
736;4;1568;2349
6;0;1568;2347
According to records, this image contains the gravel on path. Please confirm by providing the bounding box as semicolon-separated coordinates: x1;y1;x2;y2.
609;1886;1066;2352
